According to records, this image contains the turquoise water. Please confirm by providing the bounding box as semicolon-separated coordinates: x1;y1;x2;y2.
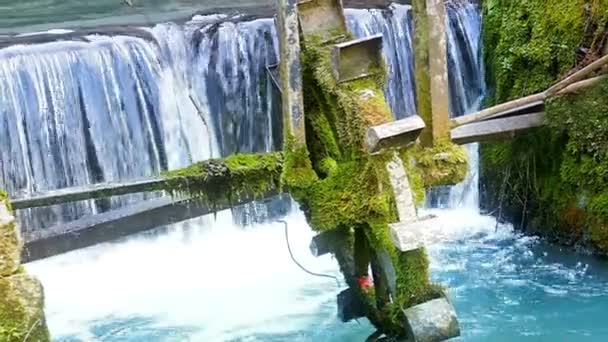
27;208;608;341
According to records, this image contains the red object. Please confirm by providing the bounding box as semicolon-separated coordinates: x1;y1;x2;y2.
358;276;374;292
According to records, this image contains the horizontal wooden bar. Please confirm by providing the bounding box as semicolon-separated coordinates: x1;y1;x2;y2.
23;190;281;262
11;178;167;210
366;115;425;153
451;112;545;145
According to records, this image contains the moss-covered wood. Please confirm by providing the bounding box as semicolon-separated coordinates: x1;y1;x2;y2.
281;26;451;337
480;0;608;254
164;152;284;208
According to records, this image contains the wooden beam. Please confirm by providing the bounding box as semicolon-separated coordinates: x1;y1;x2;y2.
389;216;451;252
413;0;451;146
366;115;425;153
451;112;545;145
331;34;383;83
452;75;607;128
277;0;306;146
11;178;167;210
546;54;608;96
23;191;281;262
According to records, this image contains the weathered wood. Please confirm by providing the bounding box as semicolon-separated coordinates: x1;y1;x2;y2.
389;216;451;252
331;34;383;83
413;0;451;146
451;112;545;145
546;54;608;96
403;297;460;342
452;74;608;128
309;229;345;257
367;115;426;153
267;63;282;92
23;191;280;262
11;178;167;210
278;0;306;146
385;152;418;222
451;92;545;128
297;0;347;41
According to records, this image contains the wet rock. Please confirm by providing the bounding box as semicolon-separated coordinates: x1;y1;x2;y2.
0;273;51;342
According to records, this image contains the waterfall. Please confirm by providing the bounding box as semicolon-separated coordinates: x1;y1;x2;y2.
0;2;484;232
17;2;491;340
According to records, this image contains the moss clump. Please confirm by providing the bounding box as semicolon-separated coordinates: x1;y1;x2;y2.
288;30;444;337
164;152;284;207
401;141;469;188
304;157;397;231
0;191;10;212
483;0;607;104
0;274;51;342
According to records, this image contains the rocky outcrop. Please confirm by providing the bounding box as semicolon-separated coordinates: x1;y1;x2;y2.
0;196;50;341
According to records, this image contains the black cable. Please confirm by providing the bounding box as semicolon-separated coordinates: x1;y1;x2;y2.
277;219;340;287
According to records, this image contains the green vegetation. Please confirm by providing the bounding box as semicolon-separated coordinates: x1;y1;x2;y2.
481;0;608;253
163;152;283;208
0;275;51;342
483;0;608;103
0;190;10;212
282;31;447;337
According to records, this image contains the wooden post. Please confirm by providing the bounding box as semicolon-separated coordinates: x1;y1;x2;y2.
413;0;450;146
277;0;306;146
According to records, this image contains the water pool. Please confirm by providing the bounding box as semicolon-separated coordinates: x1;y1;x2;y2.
27;208;608;341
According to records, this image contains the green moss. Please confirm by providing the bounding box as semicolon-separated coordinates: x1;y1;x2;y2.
401;141;468;189
0;190;10;212
303;157;397;231
483;0;594;103
292;30;444;336
480;0;608;253
163;152;283;208
0;275;51;342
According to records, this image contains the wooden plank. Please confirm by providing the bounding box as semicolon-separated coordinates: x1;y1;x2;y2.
413;0;451;146
297;0;347;41
331;34;383;83
452;74;607;128
23;191;280;262
11;178;167;210
366;115;425;153
389;216;450;252
278;0;306;146
451;112;545;145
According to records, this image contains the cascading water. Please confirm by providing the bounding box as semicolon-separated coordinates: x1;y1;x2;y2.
4;1;608;341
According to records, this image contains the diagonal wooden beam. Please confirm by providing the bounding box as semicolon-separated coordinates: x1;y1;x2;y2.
451;112;545;145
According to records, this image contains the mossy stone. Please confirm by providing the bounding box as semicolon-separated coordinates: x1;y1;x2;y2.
0;273;51;342
0;200;21;277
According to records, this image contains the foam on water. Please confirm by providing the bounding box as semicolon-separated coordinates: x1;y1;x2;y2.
27;209;355;341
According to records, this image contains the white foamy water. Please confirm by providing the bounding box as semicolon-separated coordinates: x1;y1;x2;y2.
27;209;346;341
